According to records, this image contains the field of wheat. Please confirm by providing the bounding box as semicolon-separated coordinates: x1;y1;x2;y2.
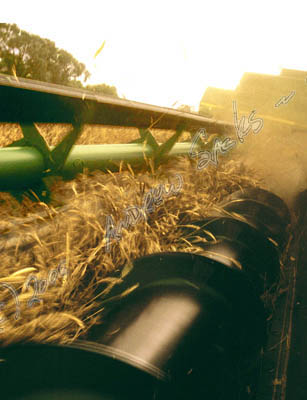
0;122;284;347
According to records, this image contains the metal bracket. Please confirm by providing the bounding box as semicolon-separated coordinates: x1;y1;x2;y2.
7;122;83;176
5;103;95;176
128;123;186;167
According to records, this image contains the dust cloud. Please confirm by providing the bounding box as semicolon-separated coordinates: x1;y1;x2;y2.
229;127;307;210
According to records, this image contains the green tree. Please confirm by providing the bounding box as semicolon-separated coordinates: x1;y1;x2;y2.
85;83;119;98
0;23;90;86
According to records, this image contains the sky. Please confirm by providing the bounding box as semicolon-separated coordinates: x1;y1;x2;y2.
2;0;306;109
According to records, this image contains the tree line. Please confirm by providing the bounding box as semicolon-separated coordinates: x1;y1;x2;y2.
0;23;118;98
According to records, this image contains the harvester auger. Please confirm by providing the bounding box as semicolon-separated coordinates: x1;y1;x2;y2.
0;187;292;400
0;74;299;400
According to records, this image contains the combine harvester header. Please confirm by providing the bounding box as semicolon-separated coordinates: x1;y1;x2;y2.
1;73;302;400
0;74;234;192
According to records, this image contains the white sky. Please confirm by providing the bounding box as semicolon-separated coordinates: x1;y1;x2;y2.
2;0;306;109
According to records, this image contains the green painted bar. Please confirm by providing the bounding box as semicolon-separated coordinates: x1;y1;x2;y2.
0;146;45;188
0;142;199;189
